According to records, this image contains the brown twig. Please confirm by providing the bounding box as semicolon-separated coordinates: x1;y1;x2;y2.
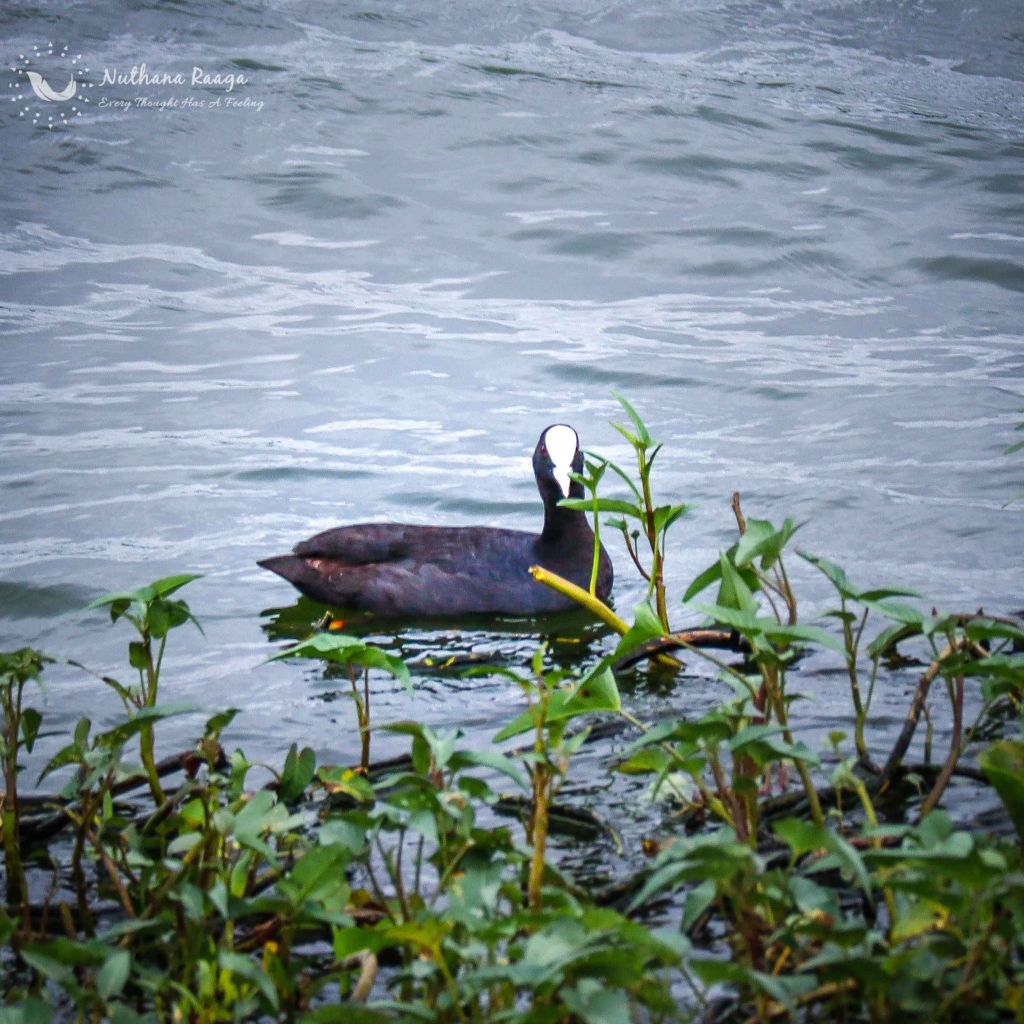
611;629;748;671
87;828;135;919
338;950;379;1002
732;492;747;535
877;646;951;790
919;675;965;816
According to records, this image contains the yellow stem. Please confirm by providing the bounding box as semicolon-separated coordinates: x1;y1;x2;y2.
529;566;628;634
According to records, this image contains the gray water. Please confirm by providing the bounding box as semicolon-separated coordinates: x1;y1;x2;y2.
1;1;1023;848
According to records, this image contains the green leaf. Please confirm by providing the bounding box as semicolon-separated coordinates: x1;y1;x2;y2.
0;908;16;947
18;948;76;988
96;950;131;1000
0;997;53;1024
38;736;86;784
561;982;631;1024
87;573;202;618
558;497;643;518
613;601;667;660
269;634;411;691
616;747;671;775
763;623;844;654
653;503;691;535
610;420;640;448
735;518;800;570
730;726;821;767
798;549;854;597
687;602;759;635
96;703;199;748
20;707;42;753
979;739;1024;842
332;926;388;961
205;708;239;738
167;833;203;857
217;951;279;1012
789;876;840;919
683;559;724;603
690;959;815;1012
681;879;716;931
612;392;653;446
493;661;620;742
777;821;872;899
448;748;527;790
128;642;148;671
317;766;375;804
88;574;202;612
233;790;279;859
716;552;760;615
867;621;920;660
318;818;369;855
280;844;350;907
858;586;924;601
147;573;203;598
860;599;927;627
107;1004;149;1024
278;744;317;803
965;618;1024;645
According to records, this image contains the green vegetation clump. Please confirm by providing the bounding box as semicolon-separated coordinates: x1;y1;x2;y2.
1;397;1023;1023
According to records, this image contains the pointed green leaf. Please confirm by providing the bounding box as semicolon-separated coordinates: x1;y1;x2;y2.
559;497;643;518
613;601;668;659
612;392;653;446
96;950;131;1000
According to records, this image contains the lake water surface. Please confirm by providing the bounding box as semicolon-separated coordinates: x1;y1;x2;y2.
1;0;1023;852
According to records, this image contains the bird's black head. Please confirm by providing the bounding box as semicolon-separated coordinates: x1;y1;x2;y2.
533;424;585;507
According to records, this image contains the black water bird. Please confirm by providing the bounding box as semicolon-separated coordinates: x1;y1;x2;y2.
258;424;613;616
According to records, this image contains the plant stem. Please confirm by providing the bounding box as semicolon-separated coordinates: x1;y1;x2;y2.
731;492;747;535
87;827;135;919
841;602;871;766
920;674;964;816
526;677;553;913
1;680;29;932
527;765;550;912
140;634;165;807
350;667;371;772
878;646;951;789
588;484;601;596
764;665;825;827
638;449;668;630
529;565;628;633
620;525;650;581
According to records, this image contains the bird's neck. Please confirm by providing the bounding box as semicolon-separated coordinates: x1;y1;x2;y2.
540;503;592;546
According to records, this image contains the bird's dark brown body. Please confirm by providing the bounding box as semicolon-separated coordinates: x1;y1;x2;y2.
258;425;613;617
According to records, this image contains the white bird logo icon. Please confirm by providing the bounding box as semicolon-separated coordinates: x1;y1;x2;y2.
27;70;76;102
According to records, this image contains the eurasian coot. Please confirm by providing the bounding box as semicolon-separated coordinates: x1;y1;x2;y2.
258;424;613;616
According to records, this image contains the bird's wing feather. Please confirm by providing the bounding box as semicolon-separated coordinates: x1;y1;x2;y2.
293;524;532;572
293;523;412;563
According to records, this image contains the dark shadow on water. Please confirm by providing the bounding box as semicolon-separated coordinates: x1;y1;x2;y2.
0;580;98;619
260;596;618;676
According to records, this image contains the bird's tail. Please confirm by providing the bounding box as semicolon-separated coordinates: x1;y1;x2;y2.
257;555;344;606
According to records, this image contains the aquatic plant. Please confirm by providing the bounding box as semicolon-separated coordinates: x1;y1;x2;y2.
86;574;203;806
3;406;1024;1020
